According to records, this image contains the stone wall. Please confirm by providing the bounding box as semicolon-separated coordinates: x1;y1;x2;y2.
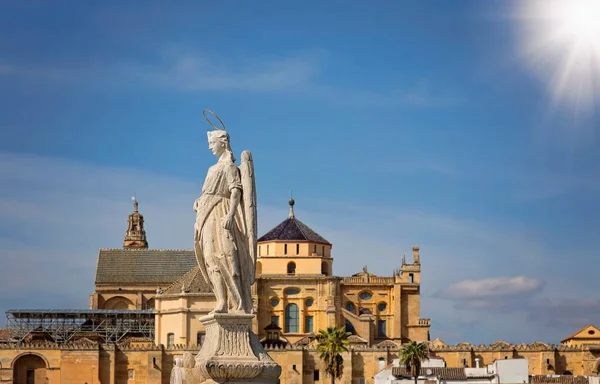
1;340;600;384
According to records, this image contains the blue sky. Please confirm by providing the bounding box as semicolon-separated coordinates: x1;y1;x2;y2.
1;1;600;345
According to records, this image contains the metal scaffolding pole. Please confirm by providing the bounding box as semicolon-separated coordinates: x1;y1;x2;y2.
6;309;155;345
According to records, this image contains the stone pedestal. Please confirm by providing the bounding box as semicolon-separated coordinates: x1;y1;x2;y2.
193;313;281;384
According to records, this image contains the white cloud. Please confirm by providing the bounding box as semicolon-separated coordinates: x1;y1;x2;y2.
0;49;462;108
143;54;320;92
437;276;544;300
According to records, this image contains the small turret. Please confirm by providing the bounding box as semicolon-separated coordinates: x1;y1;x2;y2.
412;246;420;264
123;196;148;249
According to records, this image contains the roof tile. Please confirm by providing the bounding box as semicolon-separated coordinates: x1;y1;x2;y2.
532;376;589;384
95;249;196;285
163;266;213;294
258;218;330;244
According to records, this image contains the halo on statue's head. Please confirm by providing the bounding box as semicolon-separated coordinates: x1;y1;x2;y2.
202;109;227;131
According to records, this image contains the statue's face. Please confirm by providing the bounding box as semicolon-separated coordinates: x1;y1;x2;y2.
208;137;226;156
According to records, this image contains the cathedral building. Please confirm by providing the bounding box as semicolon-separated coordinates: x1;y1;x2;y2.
2;198;598;383
90;198;430;349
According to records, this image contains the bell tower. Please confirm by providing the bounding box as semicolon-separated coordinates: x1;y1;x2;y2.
123;196;148;249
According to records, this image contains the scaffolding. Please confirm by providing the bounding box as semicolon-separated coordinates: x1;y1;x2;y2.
5;309;155;345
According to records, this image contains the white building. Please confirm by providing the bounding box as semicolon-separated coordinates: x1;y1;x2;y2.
375;358;529;384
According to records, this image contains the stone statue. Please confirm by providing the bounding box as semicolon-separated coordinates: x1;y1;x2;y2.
170;357;185;384
193;111;257;314
192;110;280;384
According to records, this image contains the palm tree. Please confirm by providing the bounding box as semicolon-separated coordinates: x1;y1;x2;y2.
400;341;430;384
316;326;351;384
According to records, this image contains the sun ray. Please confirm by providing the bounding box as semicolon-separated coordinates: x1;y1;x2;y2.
513;0;600;115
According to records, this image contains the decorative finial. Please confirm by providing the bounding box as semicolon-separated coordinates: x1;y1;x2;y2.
288;196;295;219
131;195;139;212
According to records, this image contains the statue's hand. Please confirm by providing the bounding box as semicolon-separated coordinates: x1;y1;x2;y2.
221;215;234;231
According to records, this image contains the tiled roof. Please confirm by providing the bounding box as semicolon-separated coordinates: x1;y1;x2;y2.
95;249;196;285
163;266;212;295
392;367;467;380
348;335;368;344
352;267;377;278
258;217;330;244
264;322;282;331
532;376;589;384
375;340;399;348
294;334;315;346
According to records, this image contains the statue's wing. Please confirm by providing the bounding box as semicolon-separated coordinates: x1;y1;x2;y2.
239;150;257;283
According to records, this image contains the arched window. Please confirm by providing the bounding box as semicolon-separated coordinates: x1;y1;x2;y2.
359;307;372;315
321;261;329;276
287;262;296;275
146;298;155;310
167;333;175;348
104;296;134;310
377;320;387;337
285;303;299;333
345;301;356;313
12;354;47;383
345;320;356;334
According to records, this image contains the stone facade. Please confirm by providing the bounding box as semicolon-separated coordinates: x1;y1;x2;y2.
427;339;600;376
152;200;430;348
3;340;600;384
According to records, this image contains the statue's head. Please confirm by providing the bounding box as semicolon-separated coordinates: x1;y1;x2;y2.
174;357;183;367
207;130;235;162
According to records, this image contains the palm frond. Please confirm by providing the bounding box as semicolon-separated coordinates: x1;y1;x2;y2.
315;326;351;382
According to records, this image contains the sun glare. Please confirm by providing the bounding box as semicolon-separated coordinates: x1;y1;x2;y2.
563;1;600;42
514;0;600;114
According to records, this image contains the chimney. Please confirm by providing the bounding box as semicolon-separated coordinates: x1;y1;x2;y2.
378;357;386;372
412;246;420;264
475;358;480;369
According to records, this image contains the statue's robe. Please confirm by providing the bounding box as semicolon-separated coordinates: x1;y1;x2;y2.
194;158;254;313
